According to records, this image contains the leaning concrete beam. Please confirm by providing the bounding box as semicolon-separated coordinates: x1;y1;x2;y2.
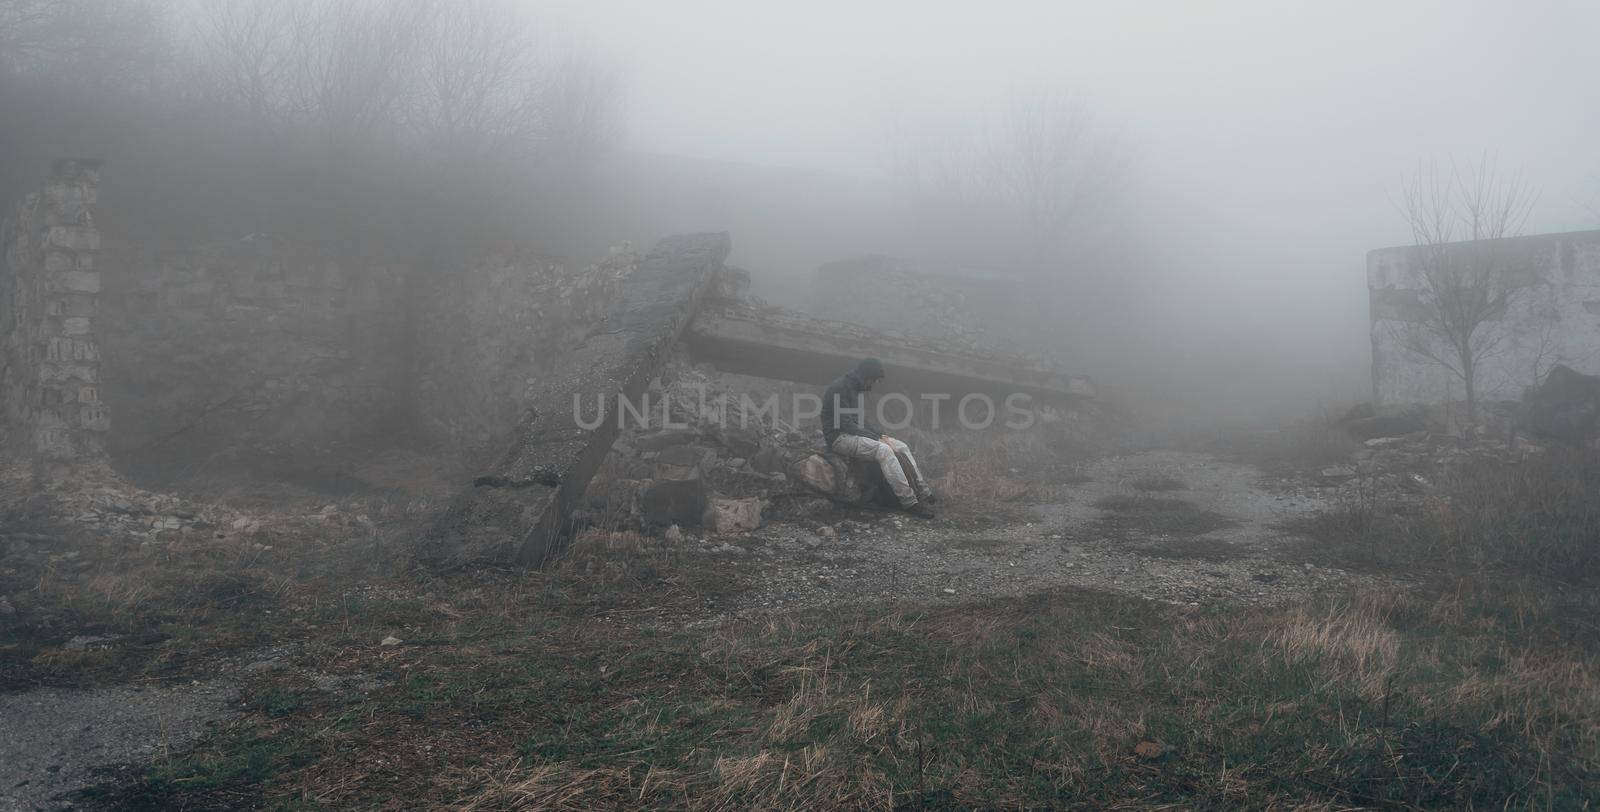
685;299;1094;400
425;232;730;566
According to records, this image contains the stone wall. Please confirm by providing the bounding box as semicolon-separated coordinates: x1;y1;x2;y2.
410;250;636;458
1369;229;1600;409
0;159;109;475
97;238;409;477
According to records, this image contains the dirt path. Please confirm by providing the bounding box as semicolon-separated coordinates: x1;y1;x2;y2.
698;451;1389;618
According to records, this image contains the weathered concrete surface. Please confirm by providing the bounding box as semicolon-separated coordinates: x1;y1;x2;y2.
425;233;730;566
1369;229;1600;408
685;298;1095;400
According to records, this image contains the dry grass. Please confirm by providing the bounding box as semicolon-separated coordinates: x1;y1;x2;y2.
1286;448;1600;579
931;458;1036;502
69;568;1600;810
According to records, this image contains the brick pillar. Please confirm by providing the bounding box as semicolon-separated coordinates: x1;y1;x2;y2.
1;158;108;476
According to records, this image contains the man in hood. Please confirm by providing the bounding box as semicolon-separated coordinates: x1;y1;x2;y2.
821;357;936;518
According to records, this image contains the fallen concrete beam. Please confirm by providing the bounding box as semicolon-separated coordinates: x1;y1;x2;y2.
684;298;1094;401
424;232;730;566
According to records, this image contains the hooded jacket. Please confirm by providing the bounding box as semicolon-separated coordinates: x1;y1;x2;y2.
821;358;886;446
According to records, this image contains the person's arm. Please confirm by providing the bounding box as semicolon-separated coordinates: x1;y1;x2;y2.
823;380;859;436
861;411;886;439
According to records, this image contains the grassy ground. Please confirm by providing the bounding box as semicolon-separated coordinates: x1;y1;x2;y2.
6;445;1600;809
73;579;1600;810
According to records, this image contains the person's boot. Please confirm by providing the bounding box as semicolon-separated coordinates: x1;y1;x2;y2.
906;501;936;519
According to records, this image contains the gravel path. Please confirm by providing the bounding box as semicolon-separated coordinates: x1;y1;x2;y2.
0;682;235;811
695;451;1391;618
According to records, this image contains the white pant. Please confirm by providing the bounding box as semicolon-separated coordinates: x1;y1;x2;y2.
830;434;929;507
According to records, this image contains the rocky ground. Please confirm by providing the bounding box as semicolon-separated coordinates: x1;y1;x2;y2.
655;450;1389;624
0;423;1508;810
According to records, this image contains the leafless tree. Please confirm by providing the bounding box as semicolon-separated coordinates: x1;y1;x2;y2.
881;90;1128;276
1391;154;1539;423
0;0;167;88
984;91;1128;270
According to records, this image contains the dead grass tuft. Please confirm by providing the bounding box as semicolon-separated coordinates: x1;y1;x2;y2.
932;458;1036;502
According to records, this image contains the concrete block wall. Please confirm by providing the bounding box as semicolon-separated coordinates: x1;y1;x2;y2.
1368;230;1600;408
0;159;109;473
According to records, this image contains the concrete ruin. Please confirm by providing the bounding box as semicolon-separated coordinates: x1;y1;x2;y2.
2;160;1096;566
1;160;109;479
1369;229;1600;410
687;297;1093;401
428;244;1094;566
425;233;731;566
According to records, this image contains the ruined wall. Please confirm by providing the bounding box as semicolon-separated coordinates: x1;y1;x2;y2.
0;159;108;473
1369;229;1600;409
411;251;636;458
97;239;409;477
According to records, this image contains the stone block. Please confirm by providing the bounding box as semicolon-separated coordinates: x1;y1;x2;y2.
46;226;99;252
791;454;836;494
641;467;708;527
703;495;764;534
45;251;74;272
56;270;100;293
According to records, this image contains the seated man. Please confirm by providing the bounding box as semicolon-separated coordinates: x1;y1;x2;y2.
821;357;936;518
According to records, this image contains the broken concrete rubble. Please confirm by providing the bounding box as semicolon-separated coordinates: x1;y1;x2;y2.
423;232;731;565
420;233;1105;565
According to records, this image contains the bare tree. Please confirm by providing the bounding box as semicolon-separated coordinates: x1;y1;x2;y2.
0;0;167;88
880;90;1128;276
1392;154;1539;423
984;91;1128;270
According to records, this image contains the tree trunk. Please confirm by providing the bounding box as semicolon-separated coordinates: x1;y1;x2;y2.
1463;362;1478;425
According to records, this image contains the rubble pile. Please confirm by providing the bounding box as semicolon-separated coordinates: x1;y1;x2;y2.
1318;430;1539;496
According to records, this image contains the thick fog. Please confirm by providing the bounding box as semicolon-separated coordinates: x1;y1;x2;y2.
544;0;1600;423
4;0;1597;427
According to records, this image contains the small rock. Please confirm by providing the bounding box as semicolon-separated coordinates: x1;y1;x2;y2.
815;525;836;540
941;588;956;595
380;636;402;647
703;496;765;535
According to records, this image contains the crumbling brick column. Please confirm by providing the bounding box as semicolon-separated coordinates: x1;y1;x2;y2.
1;159;109;476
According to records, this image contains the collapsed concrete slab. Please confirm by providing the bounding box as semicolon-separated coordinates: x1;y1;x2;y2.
684;298;1094;401
423;232;731;566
